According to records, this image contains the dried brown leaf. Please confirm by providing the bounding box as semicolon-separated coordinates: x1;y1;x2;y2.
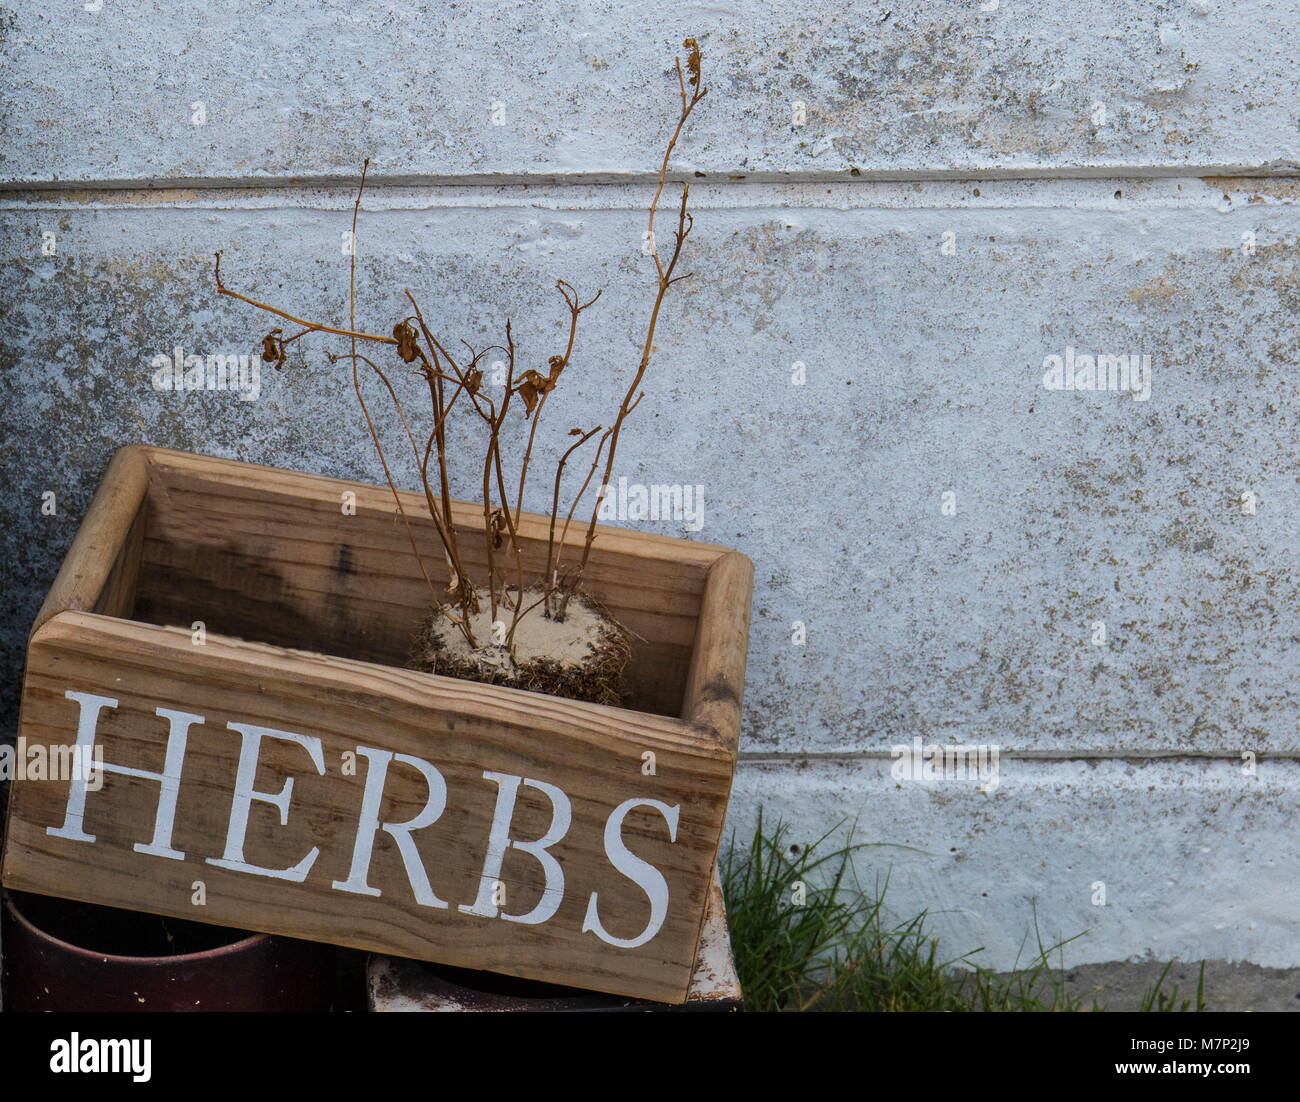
684;37;702;89
515;368;555;415
393;320;420;363
261;330;287;370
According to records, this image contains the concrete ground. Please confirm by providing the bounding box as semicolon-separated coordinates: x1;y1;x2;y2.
993;959;1300;1012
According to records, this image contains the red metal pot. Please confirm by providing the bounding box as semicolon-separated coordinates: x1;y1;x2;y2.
2;890;335;1012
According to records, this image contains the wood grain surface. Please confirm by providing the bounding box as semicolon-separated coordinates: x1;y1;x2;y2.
2;447;753;1003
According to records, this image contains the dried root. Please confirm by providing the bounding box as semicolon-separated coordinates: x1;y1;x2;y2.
408;587;632;707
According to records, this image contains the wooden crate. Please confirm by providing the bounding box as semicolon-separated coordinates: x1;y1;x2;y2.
1;446;752;1003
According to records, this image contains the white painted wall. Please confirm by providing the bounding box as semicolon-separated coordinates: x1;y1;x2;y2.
2;1;1297;970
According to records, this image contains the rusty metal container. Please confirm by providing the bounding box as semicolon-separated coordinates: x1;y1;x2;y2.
2;889;335;1012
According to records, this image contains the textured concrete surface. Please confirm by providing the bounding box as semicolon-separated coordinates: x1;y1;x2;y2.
1;3;1297;975
731;758;1300;972
4;181;1296;755
2;1;1299;184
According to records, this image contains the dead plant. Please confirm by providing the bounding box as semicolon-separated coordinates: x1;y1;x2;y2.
213;39;708;700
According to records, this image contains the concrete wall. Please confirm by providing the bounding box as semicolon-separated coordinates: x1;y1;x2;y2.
3;1;1297;971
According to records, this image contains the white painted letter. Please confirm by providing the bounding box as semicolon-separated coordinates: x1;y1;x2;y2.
333;747;449;907
47;692;197;861
583;798;679;949
459;772;571;925
207;723;324;881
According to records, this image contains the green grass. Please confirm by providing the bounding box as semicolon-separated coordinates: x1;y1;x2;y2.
720;811;1207;1013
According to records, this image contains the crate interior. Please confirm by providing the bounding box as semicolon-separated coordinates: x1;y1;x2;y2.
94;461;711;719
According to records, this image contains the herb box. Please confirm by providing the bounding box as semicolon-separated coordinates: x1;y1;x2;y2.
1;445;752;1003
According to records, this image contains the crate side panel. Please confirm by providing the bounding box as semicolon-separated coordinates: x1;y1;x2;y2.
2;613;734;1003
137;456;707;715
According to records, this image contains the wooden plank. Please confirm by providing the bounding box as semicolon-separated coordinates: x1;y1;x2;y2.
94;498;146;622
32;445;150;637
677;550;754;967
143;446;729;569
133;541;696;717
132;446;720;716
4;611;735;1003
684;551;755;752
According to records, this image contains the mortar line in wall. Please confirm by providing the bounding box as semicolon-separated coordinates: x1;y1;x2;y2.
0;181;1281;215
0;199;1255;215
1;162;1297;193
738;750;1295;763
